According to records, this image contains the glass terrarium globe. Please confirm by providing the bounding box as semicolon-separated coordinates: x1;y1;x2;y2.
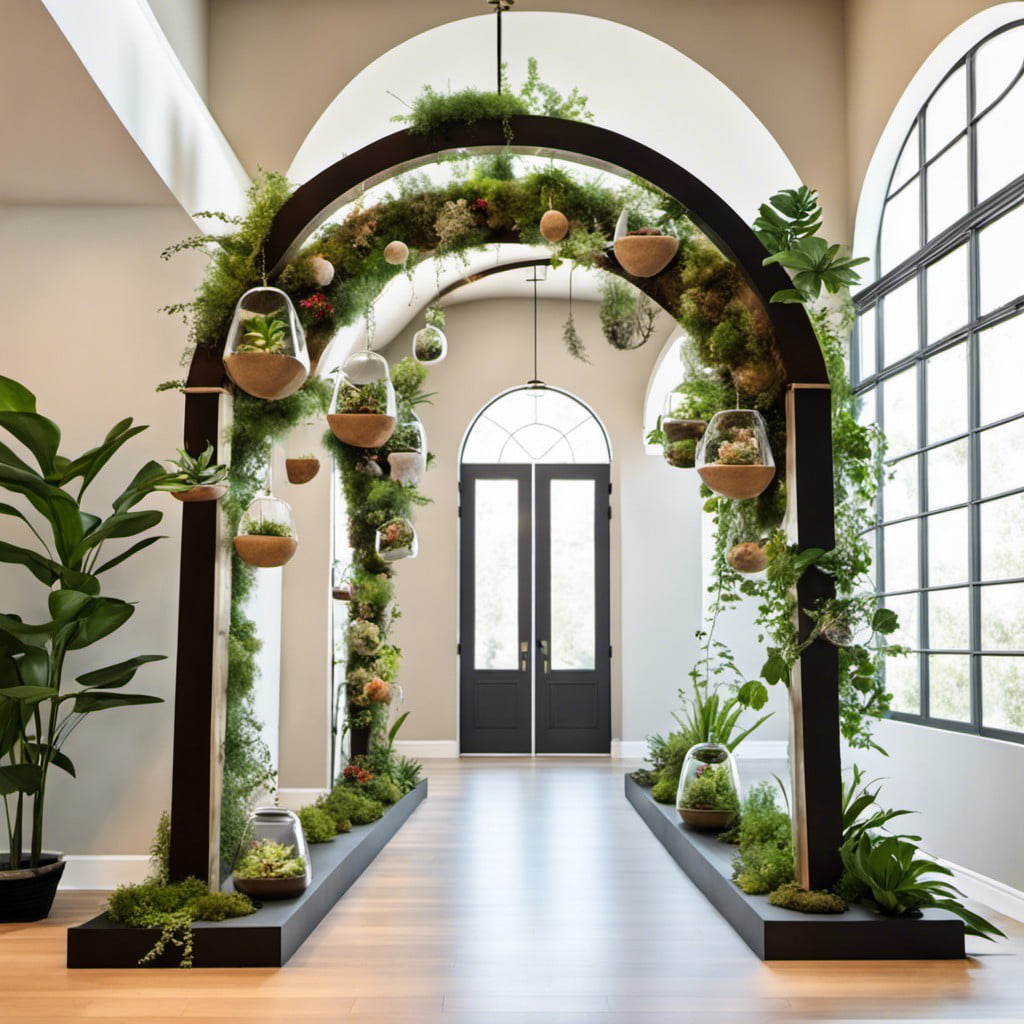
661;392;707;443
387;418;427;487
696;409;776;500
375;517;418;562
676;741;741;830
412;324;448;365
232;807;311;899
234;492;298;568
285;418;323;484
223;287;309;400
327;351;397;448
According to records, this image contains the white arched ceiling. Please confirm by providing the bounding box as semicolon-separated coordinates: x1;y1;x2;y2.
853;2;1024;286
291;11;800;387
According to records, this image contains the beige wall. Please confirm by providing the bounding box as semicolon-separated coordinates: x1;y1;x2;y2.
0;204;201;856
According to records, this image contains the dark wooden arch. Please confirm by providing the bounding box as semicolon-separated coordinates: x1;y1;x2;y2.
170;116;841;891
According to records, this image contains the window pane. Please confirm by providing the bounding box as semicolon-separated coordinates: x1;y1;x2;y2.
926;137;968;238
928;587;970;650
889;124;920;194
883;591;919;649
887;653;921;715
549;479;595;671
980;419;1024;495
925;246;968;343
981;494;1024;581
981;655;1024;732
927;439;968;509
979;316;1024;425
975;25;1024;111
981;582;1024;651
884;454;918;521
925;343;967;442
977;74;1024;201
928;653;970;721
857;308;877;381
927;507;968;586
925;65;967;159
882;277;919;366
880;184;920;274
883;519;919;592
979;203;1024;314
856;388;877;429
881;366;918;457
473;479;520;670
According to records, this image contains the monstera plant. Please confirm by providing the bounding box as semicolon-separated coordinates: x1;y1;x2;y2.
0;376;169;921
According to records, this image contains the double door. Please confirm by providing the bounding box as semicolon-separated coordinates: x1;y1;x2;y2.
459;464;610;754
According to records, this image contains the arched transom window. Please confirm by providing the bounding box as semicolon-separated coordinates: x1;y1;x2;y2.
854;20;1024;741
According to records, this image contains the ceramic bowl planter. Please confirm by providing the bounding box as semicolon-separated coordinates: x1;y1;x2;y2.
676;743;740;831
614;229;679;278
223;287;310;400
696;409;776;500
232;809;311;900
234;493;298;568
0;853;65;922
173;484;227;502
387;420;426;487
328;351;397;448
160;443;229;503
376;518;417;562
285;458;320;485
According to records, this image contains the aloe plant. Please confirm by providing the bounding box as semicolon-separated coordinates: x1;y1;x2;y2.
0;376;169;869
157;443;228;492
238;313;287;353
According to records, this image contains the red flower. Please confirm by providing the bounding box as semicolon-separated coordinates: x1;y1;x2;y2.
472;198;488;213
300;292;334;321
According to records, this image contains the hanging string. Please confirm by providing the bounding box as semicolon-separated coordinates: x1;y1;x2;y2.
489;0;514;93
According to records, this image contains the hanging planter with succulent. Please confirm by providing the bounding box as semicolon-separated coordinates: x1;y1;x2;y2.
233;491;298;568
412;303;448;365
328;351;397;448
696;409;776;500
158;443;229;502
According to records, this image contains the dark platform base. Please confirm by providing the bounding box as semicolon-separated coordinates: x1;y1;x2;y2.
67;780;427;968
625;775;965;960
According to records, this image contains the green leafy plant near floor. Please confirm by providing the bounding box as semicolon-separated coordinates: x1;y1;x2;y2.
768;882;847;914
297;805;339;844
728;781;795;895
233;839;305;879
0;376;172;871
678;763;738;811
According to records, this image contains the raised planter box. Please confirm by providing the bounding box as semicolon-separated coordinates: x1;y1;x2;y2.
67;780;427;968
625;775;965;960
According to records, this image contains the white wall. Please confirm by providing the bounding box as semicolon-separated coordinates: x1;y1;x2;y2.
0;204;200;858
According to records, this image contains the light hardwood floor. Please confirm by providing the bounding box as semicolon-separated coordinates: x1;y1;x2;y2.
2;758;1022;1023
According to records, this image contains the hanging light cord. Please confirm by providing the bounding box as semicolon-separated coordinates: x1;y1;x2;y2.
490;0;514;93
532;271;538;382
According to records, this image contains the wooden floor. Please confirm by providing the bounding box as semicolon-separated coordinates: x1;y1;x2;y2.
2;758;1022;1023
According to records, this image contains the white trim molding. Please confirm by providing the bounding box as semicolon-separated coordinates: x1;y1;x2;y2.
938;857;1024;924
60;855;150;891
394;740;460;759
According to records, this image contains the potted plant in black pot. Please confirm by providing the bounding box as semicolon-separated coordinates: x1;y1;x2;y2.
0;375;169;921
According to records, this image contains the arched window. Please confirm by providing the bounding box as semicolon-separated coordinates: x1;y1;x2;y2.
461;386;611;465
854;20;1024;740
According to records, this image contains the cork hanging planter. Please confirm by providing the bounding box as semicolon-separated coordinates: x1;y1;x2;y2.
329;351;397;449
285;457;320;485
539;209;569;242
233;493;298;568
727;542;768;574
172;484;227;503
613;229;679;278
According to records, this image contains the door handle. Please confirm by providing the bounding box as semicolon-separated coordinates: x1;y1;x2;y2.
520;640;529;672
539;639;549;674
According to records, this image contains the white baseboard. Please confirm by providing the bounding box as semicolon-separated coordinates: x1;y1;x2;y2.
612;739;788;761
937;857;1024;924
394;740;459;758
61;855;150;891
276;787;326;810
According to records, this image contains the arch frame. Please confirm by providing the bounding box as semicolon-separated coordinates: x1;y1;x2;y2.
171;117;840;895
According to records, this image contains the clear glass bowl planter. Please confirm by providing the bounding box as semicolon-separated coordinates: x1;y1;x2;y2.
387;419;426;486
285;418;323;484
676;741;741;830
328;351;397;448
233;492;298;568
223;287;310;400
412;324;447;365
696;409;776;500
376;518;417;562
662;393;707;445
232;807;311;900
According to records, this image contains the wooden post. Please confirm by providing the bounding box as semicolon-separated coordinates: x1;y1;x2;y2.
786;385;844;890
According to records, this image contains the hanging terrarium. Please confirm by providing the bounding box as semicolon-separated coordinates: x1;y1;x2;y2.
327;350;397;448
676;741;741;830
412;303;448;365
223;287;310;400
660;392;706;469
387;418;426;487
614;227;679;278
376;518;417;562
231;807;311;900
331;560;352;601
233;491;298;568
696;409;776;500
285;418;323;484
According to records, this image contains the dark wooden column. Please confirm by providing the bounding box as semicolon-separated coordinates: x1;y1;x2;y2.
168;345;227;884
786;384;843;890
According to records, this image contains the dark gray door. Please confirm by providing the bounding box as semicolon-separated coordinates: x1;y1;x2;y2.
459;463;610;754
535;465;611;754
459;465;532;754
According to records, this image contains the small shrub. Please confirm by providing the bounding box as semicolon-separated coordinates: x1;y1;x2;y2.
731;781;794;894
768;882;847;914
651;771;679;804
362;775;403;806
318;785;384;827
298;805;337;844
